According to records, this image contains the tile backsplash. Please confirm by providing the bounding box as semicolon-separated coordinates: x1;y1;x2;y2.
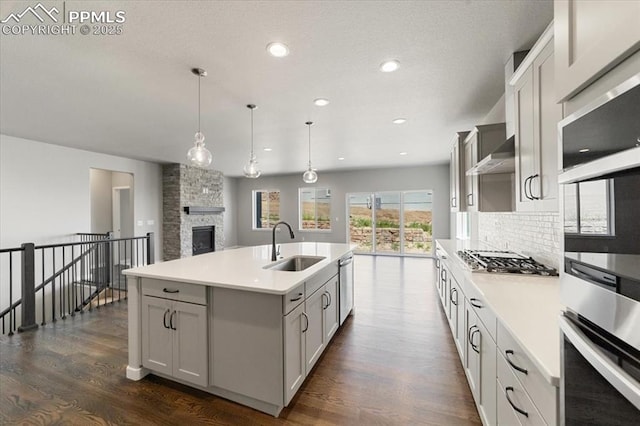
478;212;561;269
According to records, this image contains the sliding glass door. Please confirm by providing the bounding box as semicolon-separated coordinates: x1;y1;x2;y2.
347;190;433;256
347;193;373;253
403;191;433;255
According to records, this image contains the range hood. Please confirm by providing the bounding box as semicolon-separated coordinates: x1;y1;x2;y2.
466;136;515;175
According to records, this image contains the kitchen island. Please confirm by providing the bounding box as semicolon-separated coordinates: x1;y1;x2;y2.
123;242;355;417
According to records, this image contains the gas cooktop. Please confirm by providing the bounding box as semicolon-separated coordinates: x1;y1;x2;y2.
456;249;558;276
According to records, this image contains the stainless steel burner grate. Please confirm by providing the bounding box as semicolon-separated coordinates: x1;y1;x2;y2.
456;249;557;276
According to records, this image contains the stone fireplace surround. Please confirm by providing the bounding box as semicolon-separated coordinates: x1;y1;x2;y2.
162;164;224;261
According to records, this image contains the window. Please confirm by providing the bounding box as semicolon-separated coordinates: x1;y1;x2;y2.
564;179;613;235
253;190;280;229
299;188;331;231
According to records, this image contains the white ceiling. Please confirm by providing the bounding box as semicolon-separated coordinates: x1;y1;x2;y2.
0;0;553;177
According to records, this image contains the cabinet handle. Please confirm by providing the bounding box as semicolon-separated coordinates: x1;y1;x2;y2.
450;287;458;306
505;387;529;418
169;310;177;330
436;259;440;269
469;298;483;309
322;292;329;310
529;174;540;200
451;197;457;208
327;291;332;307
505;350;529;375
290;293;303;302
163;288;179;294
523;175;532;200
301;312;309;333
467;193;474;206
163;309;170;329
470;329;480;353
467;325;477;346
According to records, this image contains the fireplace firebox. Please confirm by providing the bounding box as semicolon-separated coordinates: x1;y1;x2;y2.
192;226;215;256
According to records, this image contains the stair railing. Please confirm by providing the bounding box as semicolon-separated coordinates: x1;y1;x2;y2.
0;232;154;335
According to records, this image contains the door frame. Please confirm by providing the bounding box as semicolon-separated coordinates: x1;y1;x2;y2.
112;186;132;239
345;190;433;257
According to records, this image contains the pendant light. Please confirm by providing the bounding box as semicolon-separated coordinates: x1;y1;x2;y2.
243;104;261;178
186;68;212;167
302;121;318;183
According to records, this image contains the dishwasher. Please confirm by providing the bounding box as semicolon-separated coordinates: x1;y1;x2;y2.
339;253;354;325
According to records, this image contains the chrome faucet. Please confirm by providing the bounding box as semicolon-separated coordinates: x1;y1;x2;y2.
272;221;295;261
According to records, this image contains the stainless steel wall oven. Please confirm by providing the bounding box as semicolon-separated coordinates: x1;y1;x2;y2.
559;74;640;425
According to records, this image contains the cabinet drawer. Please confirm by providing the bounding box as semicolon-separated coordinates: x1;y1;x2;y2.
464;288;497;342
497;321;557;425
497;377;525;426
142;278;207;305
497;350;547;426
283;283;305;315
305;262;338;297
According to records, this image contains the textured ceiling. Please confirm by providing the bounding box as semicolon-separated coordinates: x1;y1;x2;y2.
0;0;553;177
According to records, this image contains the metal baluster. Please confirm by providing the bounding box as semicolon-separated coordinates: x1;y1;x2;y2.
41;250;46;325
52;249;56;322
61;248;66;319
89;241;94;310
112;239;117;302
8;253;13;335
71;245;76;316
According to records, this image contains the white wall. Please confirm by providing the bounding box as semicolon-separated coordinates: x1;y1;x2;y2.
479;93;506;125
90;169;113;233
0;134;163;260
223;176;239;248
235;165;450;250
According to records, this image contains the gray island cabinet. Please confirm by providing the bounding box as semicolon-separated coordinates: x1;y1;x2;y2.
124;243;354;417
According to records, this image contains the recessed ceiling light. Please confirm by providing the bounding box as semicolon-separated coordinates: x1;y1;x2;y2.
338;157;345;161
579;148;590;153
392;118;407;124
399;151;408;156
313;98;330;107
266;42;289;58
380;60;400;72
263;147;273;152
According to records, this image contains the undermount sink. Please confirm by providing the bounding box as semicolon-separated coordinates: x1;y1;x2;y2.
264;255;326;272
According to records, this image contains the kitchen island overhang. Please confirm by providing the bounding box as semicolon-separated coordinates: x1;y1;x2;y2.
123;242;355;417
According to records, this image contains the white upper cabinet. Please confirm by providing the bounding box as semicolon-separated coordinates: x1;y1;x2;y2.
450;131;469;212
512;24;563;212
554;0;640;102
463;124;514;213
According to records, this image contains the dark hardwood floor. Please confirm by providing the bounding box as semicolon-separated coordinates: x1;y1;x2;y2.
0;255;481;425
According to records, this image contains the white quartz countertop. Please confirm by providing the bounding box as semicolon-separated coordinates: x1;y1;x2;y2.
123;242;355;295
437;239;563;386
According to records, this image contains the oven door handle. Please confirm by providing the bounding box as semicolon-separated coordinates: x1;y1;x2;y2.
560;316;640;410
569;266;616;289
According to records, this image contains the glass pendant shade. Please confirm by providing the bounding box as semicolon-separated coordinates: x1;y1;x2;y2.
302;121;318;183
243;104;261;178
243;155;261;178
187;68;212;168
187;132;212;167
302;167;318;183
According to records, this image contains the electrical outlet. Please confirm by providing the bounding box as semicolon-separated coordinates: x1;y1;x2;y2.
147;219;154;225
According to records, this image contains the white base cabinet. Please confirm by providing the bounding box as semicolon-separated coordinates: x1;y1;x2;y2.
284;275;340;405
141;294;208;388
464;300;497;426
284;303;306;404
435;241;559;426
